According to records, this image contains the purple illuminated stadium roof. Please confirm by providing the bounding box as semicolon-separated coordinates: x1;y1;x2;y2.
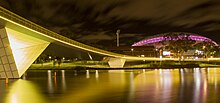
132;32;218;46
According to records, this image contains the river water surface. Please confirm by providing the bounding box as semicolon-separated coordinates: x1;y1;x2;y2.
1;68;220;103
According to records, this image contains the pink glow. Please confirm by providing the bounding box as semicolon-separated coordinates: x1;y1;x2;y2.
132;33;218;46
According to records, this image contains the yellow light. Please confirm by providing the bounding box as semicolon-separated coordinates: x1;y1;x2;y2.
5;79;46;103
5;28;49;77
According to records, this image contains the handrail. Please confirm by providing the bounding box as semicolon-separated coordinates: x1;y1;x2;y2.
0;6;125;57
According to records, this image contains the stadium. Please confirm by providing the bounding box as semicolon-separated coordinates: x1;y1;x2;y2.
132;32;218;48
132;32;219;58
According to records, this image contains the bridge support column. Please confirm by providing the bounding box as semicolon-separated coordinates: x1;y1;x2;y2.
108;57;126;68
0;28;50;78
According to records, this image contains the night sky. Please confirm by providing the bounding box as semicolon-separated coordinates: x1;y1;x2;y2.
1;0;220;48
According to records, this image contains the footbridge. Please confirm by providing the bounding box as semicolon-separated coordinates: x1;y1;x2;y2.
0;6;220;78
0;6;130;78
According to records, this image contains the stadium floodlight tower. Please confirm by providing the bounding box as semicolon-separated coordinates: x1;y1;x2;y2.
116;29;120;47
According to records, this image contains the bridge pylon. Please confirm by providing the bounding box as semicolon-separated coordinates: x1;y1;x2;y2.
108;57;126;68
0;27;50;78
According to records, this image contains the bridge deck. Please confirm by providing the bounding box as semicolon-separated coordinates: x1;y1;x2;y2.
0;6;125;58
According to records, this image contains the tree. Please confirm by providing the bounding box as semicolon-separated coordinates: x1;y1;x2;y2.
194;42;216;58
161;33;196;58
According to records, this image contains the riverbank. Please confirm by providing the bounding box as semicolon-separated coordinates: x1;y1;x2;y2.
29;61;220;70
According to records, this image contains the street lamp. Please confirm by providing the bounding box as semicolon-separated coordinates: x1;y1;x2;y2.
159;49;163;59
131;48;134;55
49;56;52;62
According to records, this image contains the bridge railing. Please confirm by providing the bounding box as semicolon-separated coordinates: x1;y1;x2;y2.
0;6;124;57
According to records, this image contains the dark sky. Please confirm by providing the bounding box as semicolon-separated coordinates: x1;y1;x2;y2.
1;0;220;47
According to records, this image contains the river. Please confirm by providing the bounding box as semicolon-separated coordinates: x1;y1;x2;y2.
1;68;220;103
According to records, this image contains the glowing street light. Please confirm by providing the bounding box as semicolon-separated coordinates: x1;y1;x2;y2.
49;56;52;62
159;49;163;59
131;48;134;55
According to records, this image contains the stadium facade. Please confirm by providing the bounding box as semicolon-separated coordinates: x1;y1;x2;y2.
132;32;218;48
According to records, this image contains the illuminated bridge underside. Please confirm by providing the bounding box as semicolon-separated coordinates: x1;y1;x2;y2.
0;28;49;78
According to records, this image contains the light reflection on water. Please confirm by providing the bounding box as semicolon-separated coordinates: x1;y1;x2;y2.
1;68;220;103
5;79;46;103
